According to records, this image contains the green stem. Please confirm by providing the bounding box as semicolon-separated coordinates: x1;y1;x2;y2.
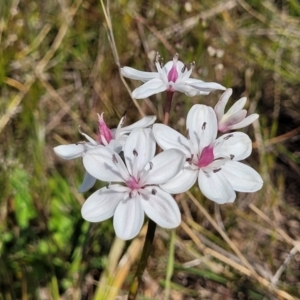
164;230;175;300
128;220;157;300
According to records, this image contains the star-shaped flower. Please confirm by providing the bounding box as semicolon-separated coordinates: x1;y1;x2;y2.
214;88;259;132
121;53;226;99
153;104;263;204
53;114;156;192
81;128;185;240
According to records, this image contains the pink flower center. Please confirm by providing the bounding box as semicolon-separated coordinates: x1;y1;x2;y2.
98;113;113;145
126;177;141;191
167;60;179;83
197;146;214;168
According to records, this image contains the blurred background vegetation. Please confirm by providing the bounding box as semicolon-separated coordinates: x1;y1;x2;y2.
1;0;300;299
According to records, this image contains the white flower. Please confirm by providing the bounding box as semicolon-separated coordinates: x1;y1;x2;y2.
214;88;259;132
121;53;226;99
53;114;156;192
153;104;263;204
81;128;185;240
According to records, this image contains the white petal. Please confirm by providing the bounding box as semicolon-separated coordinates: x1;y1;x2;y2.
124;128;156;178
81;187;123;222
223;110;247;125
186;78;226;92
186;105;218;154
160;163;198;194
78;172;97;193
132;78;167;99
219;110;247;132
83;147;129;182
142;187;181;228
117;135;127;150
214;88;232;121
173;83;200;97
140;149;185;185
222;161;263;192
152;124;191;156
226;97;247;115
120;116;157;134
107;140;122;153
228;114;259;130
213;132;252;161
113;195;144;240
54;144;86;160
121;67;159;81
198;169;236;204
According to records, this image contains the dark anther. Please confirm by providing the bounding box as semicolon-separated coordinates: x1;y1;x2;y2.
230;154;234;160
224;134;233;140
129;192;133;198
133;149;138;156
151;189;157;195
202;122;207;130
149;162;153;170
187;154;194;164
181;65;186;73
213;168;222;173
112;154;118;164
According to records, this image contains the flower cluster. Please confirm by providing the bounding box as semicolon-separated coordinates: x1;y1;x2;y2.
54;53;263;240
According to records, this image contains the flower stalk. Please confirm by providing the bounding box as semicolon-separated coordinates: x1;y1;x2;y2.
127;90;174;299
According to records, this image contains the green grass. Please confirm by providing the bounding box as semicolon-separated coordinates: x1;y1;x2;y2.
1;0;300;299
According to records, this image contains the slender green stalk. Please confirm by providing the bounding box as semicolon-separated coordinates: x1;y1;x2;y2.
164;230;175;300
128;220;157;299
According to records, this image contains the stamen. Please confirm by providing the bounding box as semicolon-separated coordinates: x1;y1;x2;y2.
202;122;207;130
224;134;233;140
149;161;153;170
213;168;222;173
151;188;157;195
78;125;84;135
112;154;118;164
181;65;186;73
213;157;225;161
190;61;195;70
230;154;234;160
186;128;190;140
133;149;138;156
155;52;160;63
160;57;164;68
120;112;126;127
187;154;194;165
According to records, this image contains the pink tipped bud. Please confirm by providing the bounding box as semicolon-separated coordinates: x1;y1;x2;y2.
167;53;179;83
97;113;113;145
